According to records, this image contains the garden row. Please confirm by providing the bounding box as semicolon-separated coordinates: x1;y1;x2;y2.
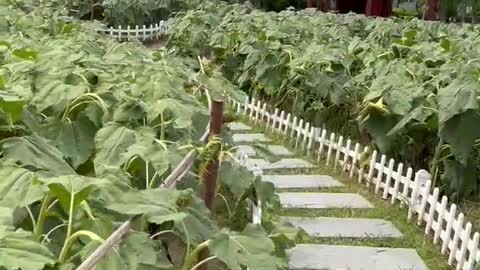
168;1;480;200
0;2;297;270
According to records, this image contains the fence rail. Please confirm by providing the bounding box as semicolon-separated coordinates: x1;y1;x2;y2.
96;21;168;41
231;96;480;270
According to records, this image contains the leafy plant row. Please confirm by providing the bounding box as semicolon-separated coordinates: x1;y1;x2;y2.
0;2;299;269
167;1;480;200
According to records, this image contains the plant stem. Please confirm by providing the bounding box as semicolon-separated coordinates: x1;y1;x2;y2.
430;138;444;190
182;240;210;270
58;193;75;263
191;256;217;270
34;195;51;241
146;161;150;189
160;112;165;141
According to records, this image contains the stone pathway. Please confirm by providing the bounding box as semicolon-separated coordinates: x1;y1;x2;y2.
230;122;429;270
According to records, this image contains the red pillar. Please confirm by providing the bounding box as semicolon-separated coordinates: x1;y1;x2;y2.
317;0;330;11
307;0;313;8
425;0;438;20
366;0;392;17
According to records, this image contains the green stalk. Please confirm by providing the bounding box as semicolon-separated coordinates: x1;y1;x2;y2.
34;195;51;241
58;193;75;263
160;112;165;141
430;138;444;190
191;256;217;270
182;240;210;270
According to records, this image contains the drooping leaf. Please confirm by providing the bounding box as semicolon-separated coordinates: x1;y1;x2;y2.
0;166;43;209
441;159;478;198
209;224;276;270
218;161;253;196
1;135;76;177
0;226;55;270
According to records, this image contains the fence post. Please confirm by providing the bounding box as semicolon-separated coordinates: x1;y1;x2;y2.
202;100;224;209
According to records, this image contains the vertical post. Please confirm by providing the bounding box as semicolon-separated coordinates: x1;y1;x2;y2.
307;0;313;8
202;100;224;210
425;0;438;20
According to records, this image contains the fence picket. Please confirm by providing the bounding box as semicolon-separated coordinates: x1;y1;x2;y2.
342;139;352;172
442;204;457;255
334;136;344;169
457;222;472;270
391;163;403;204
366;150;378;187
374;155;387;194
434;196;448;244
284;113;291;135
271;108;279;133
449;214;465;265
290;116;298;142
417;180;432;226
349;143;360;178
260;103;267;125
301;122;310;150
248;98;255;121
382;159;395;199
357;146;369;183
253;100;260;124
425;187;439;235
295;119;304;148
465;232;479;270
408;172;422;221
326;133;336;165
318;129;327;161
307;126;315;153
401;167;413;207
278;110;285;134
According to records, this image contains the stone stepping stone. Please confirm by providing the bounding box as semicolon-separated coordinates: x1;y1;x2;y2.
228;122;252;131
288;244;428;270
262;175;344;189
232;133;270;143
280;216;403;238
236;145;294;157
279;193;373;209
244;158;315;171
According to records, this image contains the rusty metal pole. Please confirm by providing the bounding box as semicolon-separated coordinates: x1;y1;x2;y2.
202;100;224;209
198;100;223;270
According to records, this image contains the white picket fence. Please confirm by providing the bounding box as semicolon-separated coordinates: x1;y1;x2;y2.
96;21;169;41
230;96;480;270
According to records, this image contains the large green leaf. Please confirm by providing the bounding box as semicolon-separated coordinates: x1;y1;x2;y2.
32;80;88;112
0;166;43;209
0;91;25;123
441;159;478;198
0;136;76;177
218;161;253;196
0;226;55;270
94;123;137;174
439;110;480;165
40;175;106;213
209;224;276;270
80;232;172;270
107;189;192;224
437;80;479;124
54;115;97;169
